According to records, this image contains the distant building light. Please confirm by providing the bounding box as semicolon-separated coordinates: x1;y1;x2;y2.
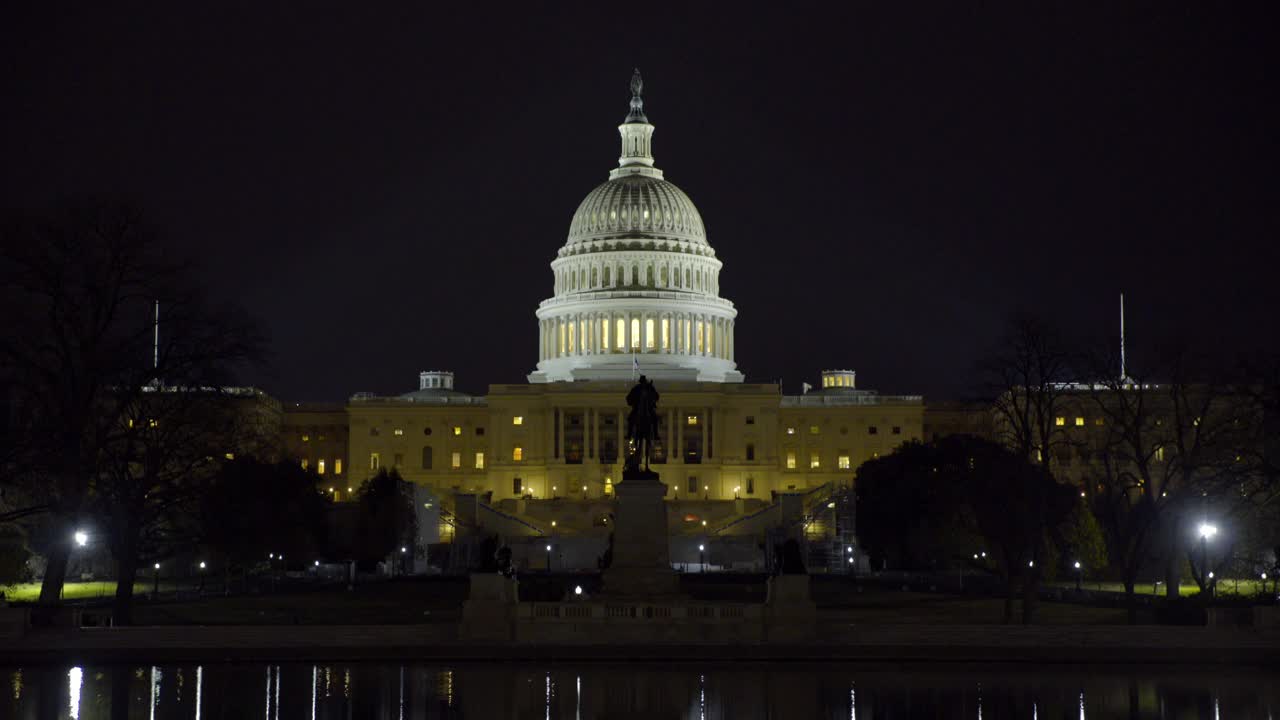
73;531;88;547
574;585;583;596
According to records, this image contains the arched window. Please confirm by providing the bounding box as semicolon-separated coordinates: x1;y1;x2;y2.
603;266;611;286
632;264;640;287
617;265;624;286
646;264;655;287
661;266;669;286
591;266;598;288
686;268;692;288
422;446;433;470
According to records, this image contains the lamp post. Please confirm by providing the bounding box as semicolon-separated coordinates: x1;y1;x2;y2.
698;544;706;573
1199;523;1218;596
197;561;206;593
1073;561;1082;592
152;563;160;595
545;544;553;574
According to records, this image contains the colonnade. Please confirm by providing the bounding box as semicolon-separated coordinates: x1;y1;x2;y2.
538;311;734;362
554;257;719;296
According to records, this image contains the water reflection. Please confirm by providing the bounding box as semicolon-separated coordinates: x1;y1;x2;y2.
1;661;1276;718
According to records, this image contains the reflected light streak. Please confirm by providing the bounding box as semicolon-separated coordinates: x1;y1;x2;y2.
576;675;582;720
12;669;22;701
1079;691;1086;720
850;683;856;720
545;672;552;720
274;666;280;720
1215;697;1221;720
311;666;317;720
700;674;706;720
399;665;405;720
196;666;203;720
150;667;161;720
68;667;82;720
977;682;982;720
1033;701;1038;720
265;666;271;720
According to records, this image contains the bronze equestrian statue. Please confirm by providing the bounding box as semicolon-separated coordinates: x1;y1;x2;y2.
625;375;660;473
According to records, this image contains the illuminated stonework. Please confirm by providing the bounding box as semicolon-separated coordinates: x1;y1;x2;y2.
529;72;741;383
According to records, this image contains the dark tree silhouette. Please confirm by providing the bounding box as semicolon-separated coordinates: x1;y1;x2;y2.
354;469;418;569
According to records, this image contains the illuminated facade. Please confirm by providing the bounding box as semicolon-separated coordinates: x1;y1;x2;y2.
282;75;925;548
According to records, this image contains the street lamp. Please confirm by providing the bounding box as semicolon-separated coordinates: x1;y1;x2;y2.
1199;523;1218;595
152;562;161;595
73;530;88;547
545;544;552;573
1073;561;1082;591
699;544;706;573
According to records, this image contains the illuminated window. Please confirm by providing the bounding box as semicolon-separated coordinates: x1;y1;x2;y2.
696;320;704;353
661;318;670;350
393;453;403;467
451;452;461;470
148;419;158;428
513;415;524;426
687;415;699;426
601;318;610;349
452;426;462;436
1055;417;1065;427
318;460;326;474
645;318;655;349
809;425;820;435
475;452;485;469
513;446;524;462
786;427;796;435
1095;418;1105;426
394;428;404;436
334;459;342;475
631;318;640;349
513;477;523;495
786;452;797;469
225;453;235;460
568;321;576;354
1075;417;1085;427
301;458;309;470
615;318;625;349
1154;446;1165;462
370;453;380;471
707;323;714;355
838;454;851;470
302;434;310;443
558;323;565;355
810;453;821;469
128;418;134;428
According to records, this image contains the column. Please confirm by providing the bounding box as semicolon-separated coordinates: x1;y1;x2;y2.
557;406;565;461
625;312;633;352
616;410;624;465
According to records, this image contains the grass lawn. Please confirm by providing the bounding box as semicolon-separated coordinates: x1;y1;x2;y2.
1046;579;1272;597
1;581;186;603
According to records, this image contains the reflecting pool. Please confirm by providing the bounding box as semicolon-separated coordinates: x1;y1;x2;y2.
3;661;1276;719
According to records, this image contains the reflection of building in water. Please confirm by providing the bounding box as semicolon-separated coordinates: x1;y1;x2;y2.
279;75;924;569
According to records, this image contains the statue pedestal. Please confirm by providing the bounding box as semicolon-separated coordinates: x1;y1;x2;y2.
602;470;680;597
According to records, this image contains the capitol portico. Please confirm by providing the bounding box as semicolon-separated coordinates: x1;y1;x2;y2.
281;72;924;571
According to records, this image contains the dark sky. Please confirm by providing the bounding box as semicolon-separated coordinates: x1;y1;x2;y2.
4;4;1277;402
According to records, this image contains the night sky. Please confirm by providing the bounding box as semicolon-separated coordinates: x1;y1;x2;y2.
4;4;1277;402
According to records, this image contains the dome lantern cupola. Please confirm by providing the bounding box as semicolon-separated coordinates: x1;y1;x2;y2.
613;69;660;180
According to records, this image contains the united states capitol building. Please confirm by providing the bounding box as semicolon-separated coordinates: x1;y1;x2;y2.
283;74;924;569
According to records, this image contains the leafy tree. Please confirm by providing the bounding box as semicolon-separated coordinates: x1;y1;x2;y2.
199;459;331;582
353;469;418;569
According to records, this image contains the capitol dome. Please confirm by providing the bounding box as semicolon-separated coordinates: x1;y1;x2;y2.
565;175;707;249
529;71;743;384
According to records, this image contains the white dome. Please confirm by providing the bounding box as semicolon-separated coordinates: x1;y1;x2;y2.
566;175;706;248
529;71;743;384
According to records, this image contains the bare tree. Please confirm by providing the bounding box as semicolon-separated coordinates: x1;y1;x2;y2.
0;203;264;620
